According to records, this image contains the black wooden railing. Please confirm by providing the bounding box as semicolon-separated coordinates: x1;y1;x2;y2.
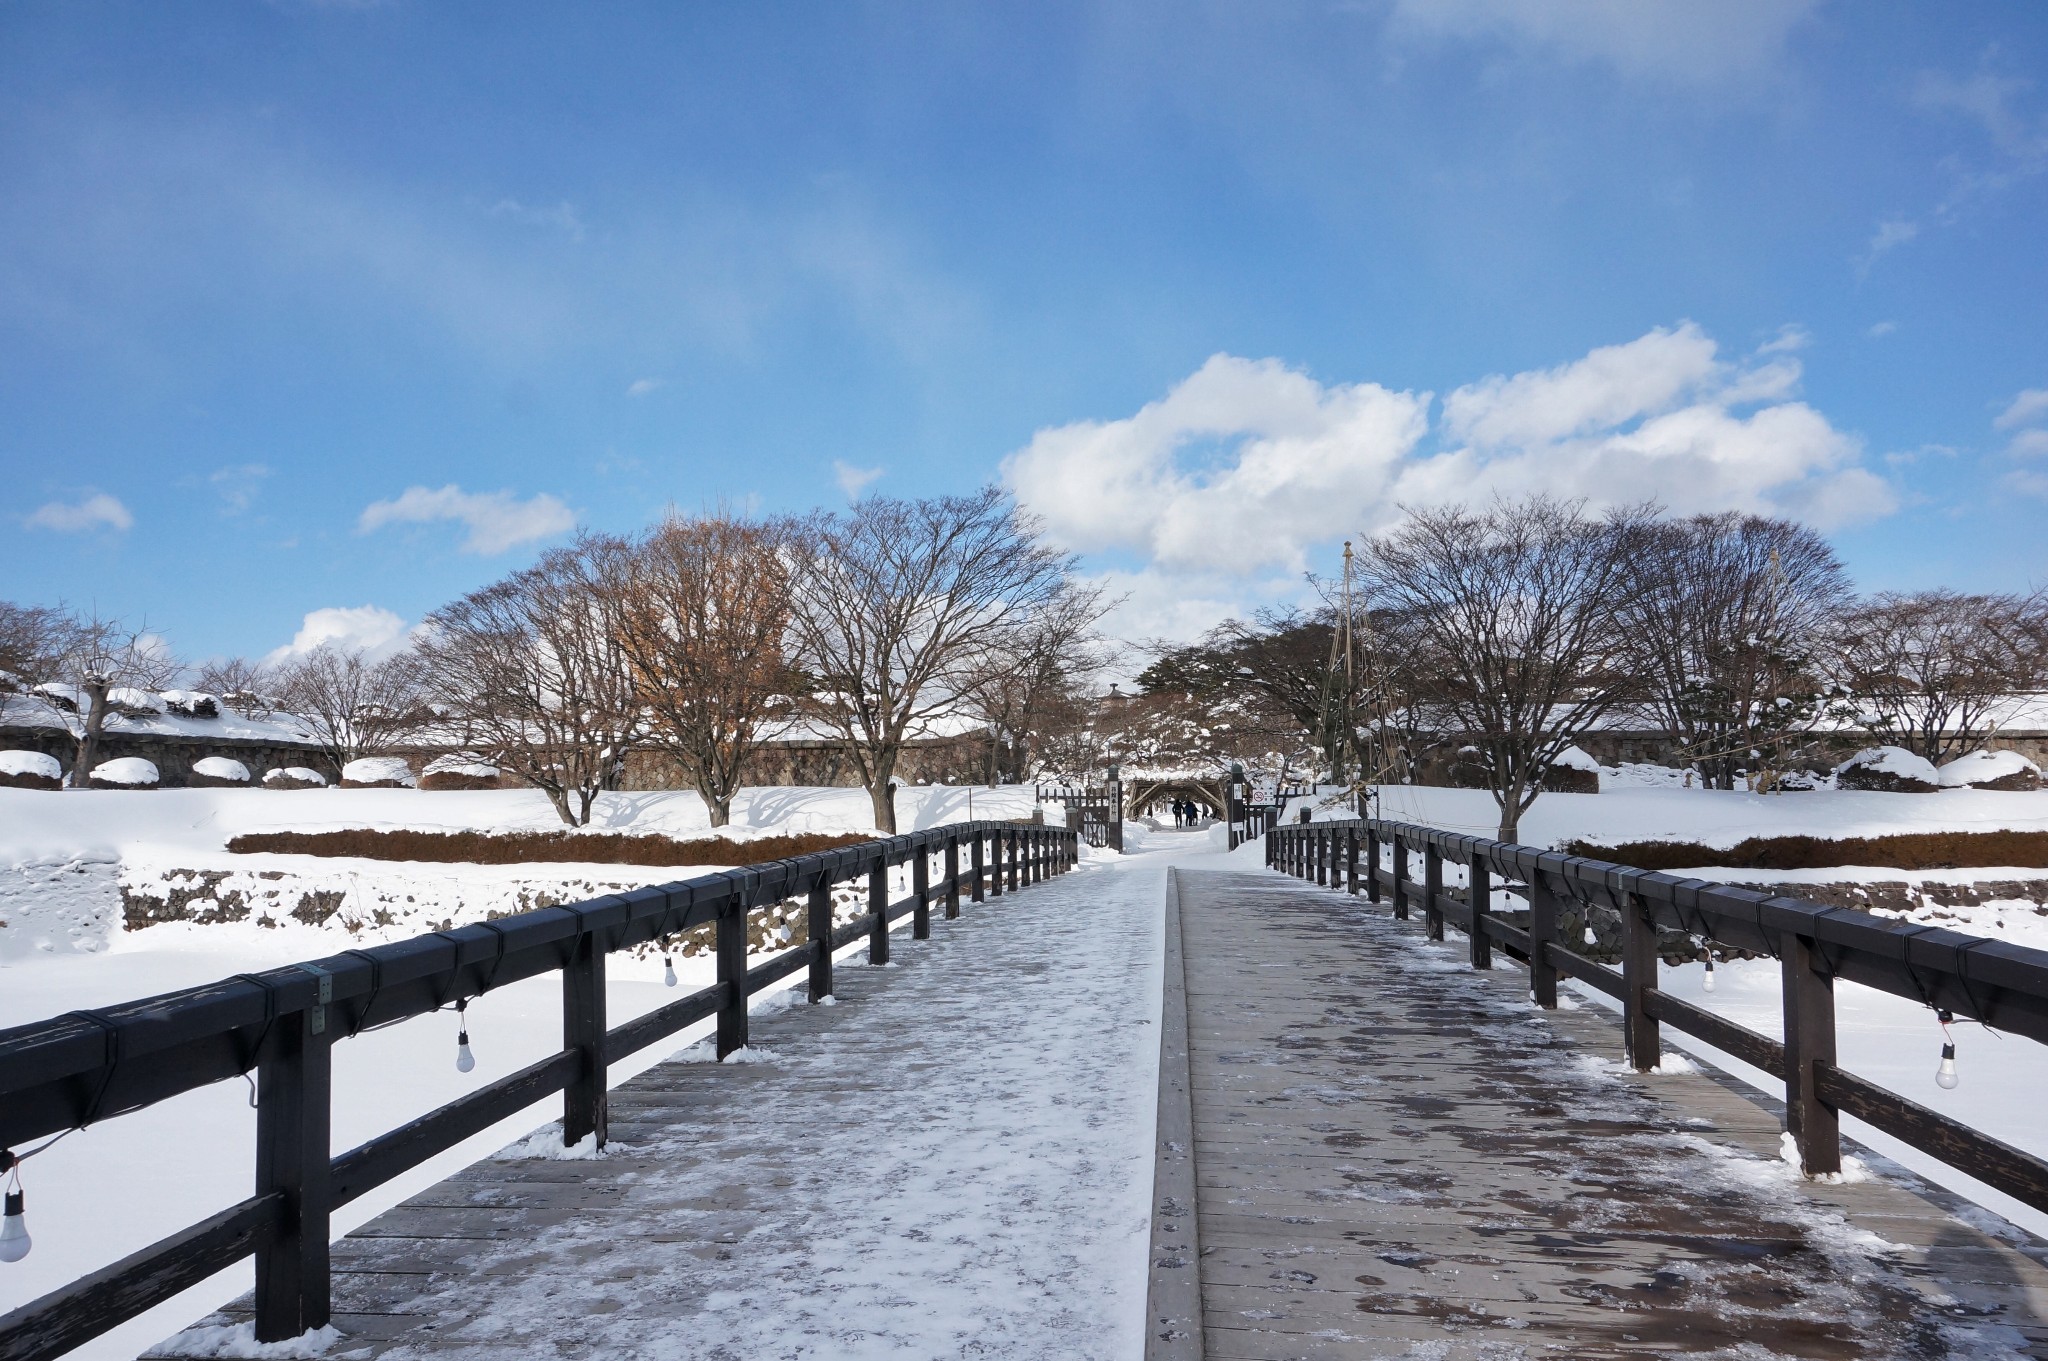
1034;780;1123;851
1267;817;2048;1217
0;820;1077;1361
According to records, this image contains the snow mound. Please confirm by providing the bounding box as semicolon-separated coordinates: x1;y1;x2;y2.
1937;749;2043;792
0;749;63;787
148;1321;344;1358
191;756;252;785
106;686;164;716
263;766;328;789
341;755;415;788
1835;745;1939;793
90;756;159;788
421;752;500;790
1553;744;1601;771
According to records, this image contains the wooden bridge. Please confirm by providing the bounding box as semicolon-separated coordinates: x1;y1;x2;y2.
4;816;2048;1358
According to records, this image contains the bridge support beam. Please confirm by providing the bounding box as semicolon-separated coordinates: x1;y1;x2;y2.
563;926;609;1147
1392;834;1409;920
868;861;891;964
944;836;961;919
1782;932;1843;1177
1528;870;1560;1009
1621;892;1660;1072
913;851;931;940
1468;854;1492;969
807;876;833;1003
1424;844;1444;941
254;1006;333;1342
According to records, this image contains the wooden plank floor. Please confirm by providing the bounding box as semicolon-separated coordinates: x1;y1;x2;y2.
138;863;1164;1360
1177;868;2048;1360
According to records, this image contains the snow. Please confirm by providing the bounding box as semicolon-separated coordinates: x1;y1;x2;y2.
105;686;164;715
0;690;323;748
0;781;1118;1360
1939;748;2040;787
0;750;61;781
1551;742;1600;771
339;756;414;787
262;767;326;787
421;752;497;779
191;757;251;784
1837;744;1939;782
89;756;158;786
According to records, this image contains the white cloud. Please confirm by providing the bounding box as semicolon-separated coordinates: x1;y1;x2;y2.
627;378;664;397
1005;325;1895;637
25;492;133;533
1858;217;1920;273
2008;429;2048;461
357;484;575;554
263;605;410;666
1003;354;1430;574
484;197;586;242
1387;0;1818;85
1868;320;1898;339
210;463;271;514
1994;388;2048;432
833;461;885;501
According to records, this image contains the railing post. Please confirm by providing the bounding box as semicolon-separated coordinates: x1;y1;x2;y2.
1346;827;1359;895
1265;825;1276;869
1782;930;1842;1176
1366;826;1381;904
253;1003;333;1342
716;892;749;1059
1528;868;1559;1009
1007;828;1020;893
1316;829;1329;886
868;857;891;964
1620;891;1660;1071
1423;842;1444;940
1392;833;1409;919
807;875;833;1002
562;925;608;1147
913;848;931;940
1468;852;1492;970
971;831;986;902
944;836;961;919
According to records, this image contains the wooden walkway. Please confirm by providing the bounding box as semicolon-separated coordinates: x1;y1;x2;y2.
1170;868;2048;1360
138;860;1164;1360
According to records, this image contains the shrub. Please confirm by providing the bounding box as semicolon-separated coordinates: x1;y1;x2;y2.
89;756;160;790
1936;749;2042;792
0;750;62;791
1566;828;2048;873
263;767;329;790
226;827;873;868
340;755;416;789
189;756;252;788
1835;745;1938;793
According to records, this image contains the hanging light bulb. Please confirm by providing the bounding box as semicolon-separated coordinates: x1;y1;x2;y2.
1702;953;1717;993
455;999;476;1074
0;1163;27;1263
1936;1008;1959;1090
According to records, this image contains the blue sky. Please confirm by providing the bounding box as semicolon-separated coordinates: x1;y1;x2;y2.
3;1;2046;662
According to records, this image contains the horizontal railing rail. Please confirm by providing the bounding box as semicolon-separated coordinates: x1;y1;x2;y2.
1265;816;2048;1219
0;820;1078;1361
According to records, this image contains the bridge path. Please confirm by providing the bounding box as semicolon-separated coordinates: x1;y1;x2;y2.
1173;867;2048;1360
142;855;1165;1361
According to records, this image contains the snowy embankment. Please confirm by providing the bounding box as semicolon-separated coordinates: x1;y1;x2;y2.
0;782;1038;1360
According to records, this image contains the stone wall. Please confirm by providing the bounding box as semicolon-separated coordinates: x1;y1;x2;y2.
0;725;337;788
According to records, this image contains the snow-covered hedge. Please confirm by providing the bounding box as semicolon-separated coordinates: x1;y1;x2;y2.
190;756;252;787
420;752;500;791
0;749;63;790
105;686;164;717
1835;745;1939;793
89;756;160;789
341;755;416;789
1936;748;2043;792
263;766;329;789
1543;745;1601;794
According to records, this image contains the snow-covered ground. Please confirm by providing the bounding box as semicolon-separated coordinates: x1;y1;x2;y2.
0;783;1038;1359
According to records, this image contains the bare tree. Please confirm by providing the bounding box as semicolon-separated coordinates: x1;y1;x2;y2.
1829;590;2048;763
786;487;1073;832
957;580;1117;784
610;513;798;827
1357;496;1646;843
0;600;82;690
1619;513;1849;789
276;644;426;769
420;537;645;827
195;656;282;716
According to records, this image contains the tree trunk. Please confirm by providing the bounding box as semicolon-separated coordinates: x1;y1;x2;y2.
544;786;576;827
72;686;109;788
869;752;899;834
706;790;732;827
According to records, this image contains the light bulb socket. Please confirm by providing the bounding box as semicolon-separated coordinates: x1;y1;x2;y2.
1941;1041;1956;1060
3;1191;19;1217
